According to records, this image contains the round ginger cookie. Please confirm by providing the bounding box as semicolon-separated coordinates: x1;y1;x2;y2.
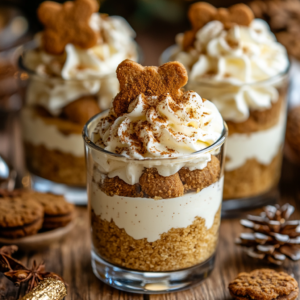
21;191;75;229
139;168;184;199
228;269;299;300
101;176;142;197
62;96;101;125
179;155;220;192
0;198;44;238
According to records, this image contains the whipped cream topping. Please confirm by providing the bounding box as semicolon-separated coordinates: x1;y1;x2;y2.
23;14;137;115
172;19;289;122
90;91;224;185
94;91;223;159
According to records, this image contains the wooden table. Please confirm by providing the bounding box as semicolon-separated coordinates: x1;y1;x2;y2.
1;33;300;300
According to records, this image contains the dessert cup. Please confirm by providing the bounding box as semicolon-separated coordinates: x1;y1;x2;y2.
19;43;141;204
83;111;227;294
161;32;289;215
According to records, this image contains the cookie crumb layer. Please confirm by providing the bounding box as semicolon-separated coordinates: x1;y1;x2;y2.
91;206;221;271
24;142;86;186
223;150;282;199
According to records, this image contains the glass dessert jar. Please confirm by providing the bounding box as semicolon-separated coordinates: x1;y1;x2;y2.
160;5;290;214
19;59;120;203
83;111;227;294
188;70;289;213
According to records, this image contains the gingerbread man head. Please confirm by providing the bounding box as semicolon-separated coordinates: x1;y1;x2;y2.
38;0;99;55
113;60;188;116
183;2;254;50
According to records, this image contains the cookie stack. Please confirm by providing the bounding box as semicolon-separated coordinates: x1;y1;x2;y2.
0;190;75;239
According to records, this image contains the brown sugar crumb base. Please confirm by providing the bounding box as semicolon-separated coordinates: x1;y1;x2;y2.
227;93;286;135
24;142;86;186
223;150;282;200
91;206;221;272
229;269;299;300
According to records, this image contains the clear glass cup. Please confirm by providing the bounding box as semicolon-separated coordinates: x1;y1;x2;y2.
18;43;141;204
83;111;227;294
161;46;289;215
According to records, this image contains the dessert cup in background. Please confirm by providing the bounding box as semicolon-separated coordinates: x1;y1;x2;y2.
84;59;227;293
19;0;139;204
161;2;290;214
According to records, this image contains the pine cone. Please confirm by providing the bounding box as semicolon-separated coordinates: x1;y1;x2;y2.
236;204;300;265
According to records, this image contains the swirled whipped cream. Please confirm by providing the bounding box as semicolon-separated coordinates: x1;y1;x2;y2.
91;91;224;185
172;19;289;122
94;91;223;159
23;14;137;115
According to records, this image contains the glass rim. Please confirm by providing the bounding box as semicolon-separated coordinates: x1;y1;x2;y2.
82;110;228;162
17;40;143;82
161;45;290;88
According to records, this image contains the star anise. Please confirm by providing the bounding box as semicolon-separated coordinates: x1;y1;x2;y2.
236;204;300;265
4;260;63;292
0;245;26;272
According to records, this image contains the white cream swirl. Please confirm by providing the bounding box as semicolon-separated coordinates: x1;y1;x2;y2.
94;91;223;159
91;91;224;185
172;19;289;122
23;14;138;115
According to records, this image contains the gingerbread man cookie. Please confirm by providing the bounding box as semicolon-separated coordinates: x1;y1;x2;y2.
38;0;99;54
113;59;188;116
183;2;254;50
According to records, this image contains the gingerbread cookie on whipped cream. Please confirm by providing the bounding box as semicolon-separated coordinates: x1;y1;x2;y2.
89;59;226;272
166;2;289;203
21;0;138;187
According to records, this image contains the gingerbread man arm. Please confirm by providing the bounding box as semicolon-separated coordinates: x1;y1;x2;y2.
113;60;188;116
37;1;61;27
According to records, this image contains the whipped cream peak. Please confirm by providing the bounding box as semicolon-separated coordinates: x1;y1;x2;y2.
172;19;289;122
23;14;138;115
93;91;224;159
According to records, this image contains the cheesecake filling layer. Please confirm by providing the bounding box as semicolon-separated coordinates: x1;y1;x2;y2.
91;176;224;242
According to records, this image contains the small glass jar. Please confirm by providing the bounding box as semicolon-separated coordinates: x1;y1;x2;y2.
83;111;227;294
18;44;141;204
161;46;289;215
189;72;289;215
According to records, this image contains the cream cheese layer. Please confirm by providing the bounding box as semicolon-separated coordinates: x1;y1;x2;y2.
225;114;286;171
91;176;223;242
21;107;84;157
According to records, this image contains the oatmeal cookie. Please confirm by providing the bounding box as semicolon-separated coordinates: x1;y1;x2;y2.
228;269;299;300
139;168;184;199
101;176;142;197
0;198;44;238
179;155;220;192
21;191;75;229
